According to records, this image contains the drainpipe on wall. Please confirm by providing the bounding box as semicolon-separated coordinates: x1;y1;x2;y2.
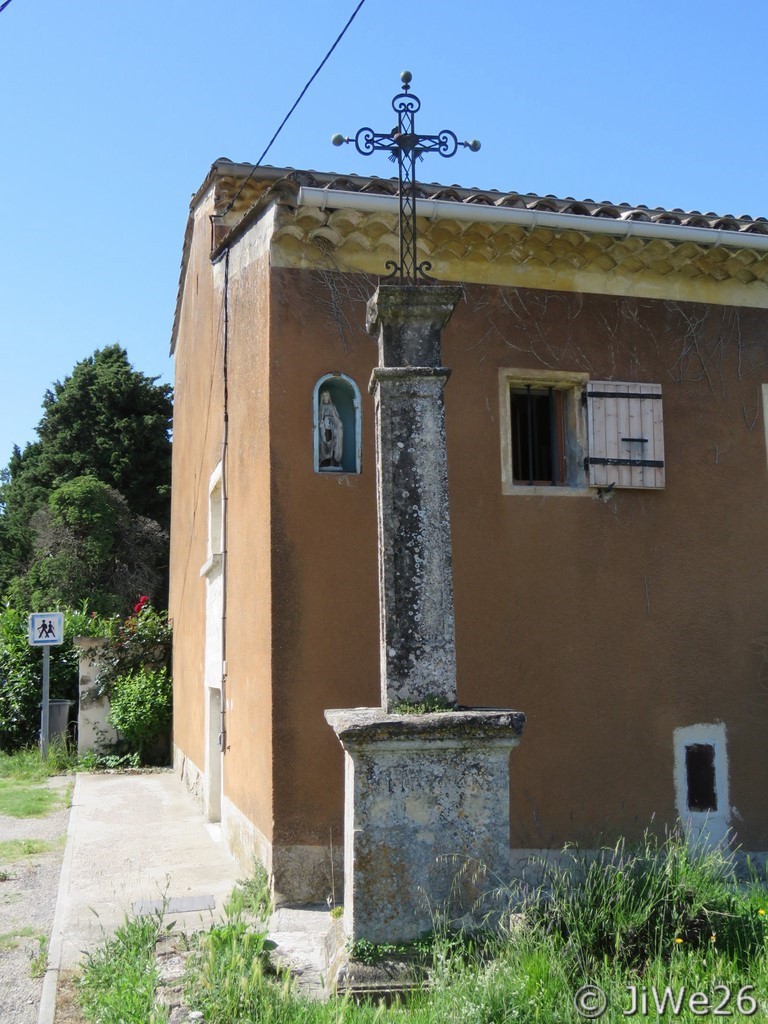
219;247;230;754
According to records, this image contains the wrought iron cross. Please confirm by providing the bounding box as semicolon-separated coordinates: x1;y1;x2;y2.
333;71;480;285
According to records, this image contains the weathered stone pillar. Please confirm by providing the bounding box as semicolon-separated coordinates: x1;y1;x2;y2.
326;281;525;945
366;284;462;710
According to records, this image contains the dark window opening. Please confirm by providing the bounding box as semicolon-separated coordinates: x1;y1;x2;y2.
686;744;717;812
510;387;566;485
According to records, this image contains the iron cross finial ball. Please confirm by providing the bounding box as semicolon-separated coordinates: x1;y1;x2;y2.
332;72;480;284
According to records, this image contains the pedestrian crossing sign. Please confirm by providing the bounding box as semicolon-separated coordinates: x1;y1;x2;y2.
28;612;65;646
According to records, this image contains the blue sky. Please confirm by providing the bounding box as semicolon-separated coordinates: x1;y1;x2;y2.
1;0;767;466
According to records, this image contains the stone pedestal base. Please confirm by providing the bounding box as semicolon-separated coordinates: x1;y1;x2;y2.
325;707;525;943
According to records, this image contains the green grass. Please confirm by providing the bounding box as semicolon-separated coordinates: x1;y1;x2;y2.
0;742;146;782
0;925;36;950
30;933;49;978
0;741;77;782
183;918;282;1021
226;857;273;921
0;837;56;861
391;695;456;715
78;913;169;1024
0;778;59;817
77;830;768;1024
520;831;768;974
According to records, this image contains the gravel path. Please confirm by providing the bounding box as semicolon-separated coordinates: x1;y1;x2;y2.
0;777;71;1024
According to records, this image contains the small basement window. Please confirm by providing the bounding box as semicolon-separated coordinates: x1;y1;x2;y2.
685;743;717;813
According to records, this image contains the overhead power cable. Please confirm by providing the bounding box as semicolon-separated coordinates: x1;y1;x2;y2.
219;0;368;220
0;1;16;13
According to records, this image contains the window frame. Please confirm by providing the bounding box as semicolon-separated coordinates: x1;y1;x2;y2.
499;368;590;496
200;461;224;579
500;370;666;495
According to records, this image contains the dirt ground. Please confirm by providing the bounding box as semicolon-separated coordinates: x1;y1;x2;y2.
52;972;85;1023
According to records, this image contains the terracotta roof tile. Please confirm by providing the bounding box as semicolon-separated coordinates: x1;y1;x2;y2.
172;161;768;356
200;162;768;251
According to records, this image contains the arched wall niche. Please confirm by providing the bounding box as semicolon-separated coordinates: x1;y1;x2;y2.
313;373;362;474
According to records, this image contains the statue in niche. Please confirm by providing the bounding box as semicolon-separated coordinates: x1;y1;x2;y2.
318;390;344;469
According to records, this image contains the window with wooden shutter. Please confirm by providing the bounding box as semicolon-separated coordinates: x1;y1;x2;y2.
586;381;665;489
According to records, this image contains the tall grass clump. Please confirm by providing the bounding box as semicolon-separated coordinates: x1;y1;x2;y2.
0;739;76;782
78;914;168;1024
79;829;768;1024
524;830;768;976
183;913;296;1023
225;857;273;921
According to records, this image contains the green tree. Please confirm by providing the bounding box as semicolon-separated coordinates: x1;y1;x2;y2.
0;346;172;610
6;476;167;616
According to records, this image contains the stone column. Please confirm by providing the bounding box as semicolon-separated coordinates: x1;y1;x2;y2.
366;284;462;710
326;281;526;946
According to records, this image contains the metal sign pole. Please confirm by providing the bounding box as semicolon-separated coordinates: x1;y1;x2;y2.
41;646;50;762
29;613;65;762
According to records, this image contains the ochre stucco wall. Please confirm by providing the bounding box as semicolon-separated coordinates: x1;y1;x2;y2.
267;268;380;849
171;201;276;844
170;193;224;775
264;268;768;853
217;232;274;838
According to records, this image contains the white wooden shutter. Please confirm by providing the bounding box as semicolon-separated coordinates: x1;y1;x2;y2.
586;381;665;489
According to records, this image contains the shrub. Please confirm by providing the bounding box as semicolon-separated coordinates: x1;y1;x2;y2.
96;601;171;692
107;667;172;763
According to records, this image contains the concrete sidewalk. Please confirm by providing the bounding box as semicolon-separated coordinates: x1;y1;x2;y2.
41;770;344;1023
41;771;242;1021
53;771;242;970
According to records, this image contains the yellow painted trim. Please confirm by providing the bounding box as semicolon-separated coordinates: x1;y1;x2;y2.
269;207;768;309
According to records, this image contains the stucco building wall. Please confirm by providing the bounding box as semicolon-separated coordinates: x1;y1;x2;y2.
263;270;768;855
170;171;768;898
218;226;275;852
170;190;224;778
